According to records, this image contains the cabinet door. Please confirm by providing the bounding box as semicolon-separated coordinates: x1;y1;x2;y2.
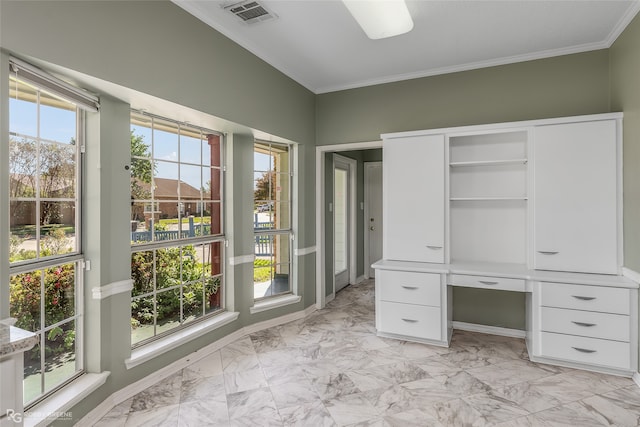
534;120;618;274
383;134;445;263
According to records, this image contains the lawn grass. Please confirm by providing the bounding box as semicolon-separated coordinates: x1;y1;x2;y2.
158;216;212;226
11;224;75;237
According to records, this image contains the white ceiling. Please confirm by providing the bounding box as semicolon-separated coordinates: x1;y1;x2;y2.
173;0;640;94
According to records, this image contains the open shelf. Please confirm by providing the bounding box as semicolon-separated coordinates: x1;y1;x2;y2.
449;159;527;168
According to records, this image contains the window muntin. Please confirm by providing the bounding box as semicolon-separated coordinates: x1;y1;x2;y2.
253;141;292;300
8;74;83;406
130;111;225;347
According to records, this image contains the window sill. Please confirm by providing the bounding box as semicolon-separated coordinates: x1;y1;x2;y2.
126;311;239;370
24;372;110;427
250;294;301;314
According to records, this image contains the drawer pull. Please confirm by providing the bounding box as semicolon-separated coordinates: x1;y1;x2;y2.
538;251;559;255
572;295;596;301
426;245;443;250
401;318;418;323
572;347;597;354
401;285;418;290
571;321;596;327
479;280;498;285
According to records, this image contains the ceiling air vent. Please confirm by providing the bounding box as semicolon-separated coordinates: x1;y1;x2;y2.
224;1;277;24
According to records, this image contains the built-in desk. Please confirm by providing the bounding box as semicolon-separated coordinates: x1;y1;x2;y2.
1;322;38;427
372;260;638;377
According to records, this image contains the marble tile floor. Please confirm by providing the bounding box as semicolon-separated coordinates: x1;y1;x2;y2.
94;279;640;426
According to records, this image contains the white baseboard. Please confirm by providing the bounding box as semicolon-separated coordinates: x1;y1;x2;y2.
452;321;526;339
623;267;640;284
76;303;317;426
633;372;640;389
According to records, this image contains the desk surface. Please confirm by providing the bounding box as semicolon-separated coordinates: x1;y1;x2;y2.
372;260;638;289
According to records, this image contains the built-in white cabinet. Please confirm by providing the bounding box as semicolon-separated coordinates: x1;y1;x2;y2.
374;266;449;345
374;113;636;376
533;120;619;275
531;281;637;374
383;134;445;263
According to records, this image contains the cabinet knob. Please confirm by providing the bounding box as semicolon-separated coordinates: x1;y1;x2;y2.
479;280;498;285
401;286;418;290
537;251;559;255
401;318;418;323
426;245;443;250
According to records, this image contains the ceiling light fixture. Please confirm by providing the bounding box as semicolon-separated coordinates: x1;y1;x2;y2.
342;0;414;40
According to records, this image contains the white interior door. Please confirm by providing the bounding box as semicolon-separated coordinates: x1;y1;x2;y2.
365;162;383;278
334;159;350;291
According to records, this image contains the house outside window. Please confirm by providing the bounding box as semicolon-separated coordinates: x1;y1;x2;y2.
130;111;225;347
7;65;87;406
253;141;292;300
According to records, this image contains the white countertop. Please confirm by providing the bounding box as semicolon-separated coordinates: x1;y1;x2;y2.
0;324;38;359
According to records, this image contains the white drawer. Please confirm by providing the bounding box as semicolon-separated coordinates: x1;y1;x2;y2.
540;282;630;315
378;270;441;306
540;332;631;370
378;301;441;341
449;274;525;292
540;307;630;342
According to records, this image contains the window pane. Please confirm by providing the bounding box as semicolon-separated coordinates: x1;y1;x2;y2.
153;119;179;161
44;263;75;327
156;247;182;290
44;320;77;393
39;143;76;198
9;137;37;197
254;235;274;300
181;245;202;283
10;270;42;332
182;284;203;324
155;161;179;195
180;133;202;165
130;159;153;200
39;97;76;144
10;201;37;262
39;202;75;256
156;289;181;335
203;241;223;277
179;164;203;200
275;201;290;230
9;78;37;137
132;251;154;297
205;167;221;201
205;276;222;314
131;295;155;346
23;342;42;405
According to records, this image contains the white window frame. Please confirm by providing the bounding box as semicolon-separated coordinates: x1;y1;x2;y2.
129;110;227;348
7;60;91;407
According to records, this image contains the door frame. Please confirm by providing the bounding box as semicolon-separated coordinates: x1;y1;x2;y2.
364;161;382;279
332;154;357;296
315;141;382;309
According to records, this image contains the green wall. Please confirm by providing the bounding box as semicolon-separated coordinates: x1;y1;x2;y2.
317;51;612;330
611;14;640;273
610;12;640;372
316;50;611;145
0;1;317;424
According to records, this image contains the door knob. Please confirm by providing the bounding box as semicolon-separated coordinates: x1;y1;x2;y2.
370;226;375;231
